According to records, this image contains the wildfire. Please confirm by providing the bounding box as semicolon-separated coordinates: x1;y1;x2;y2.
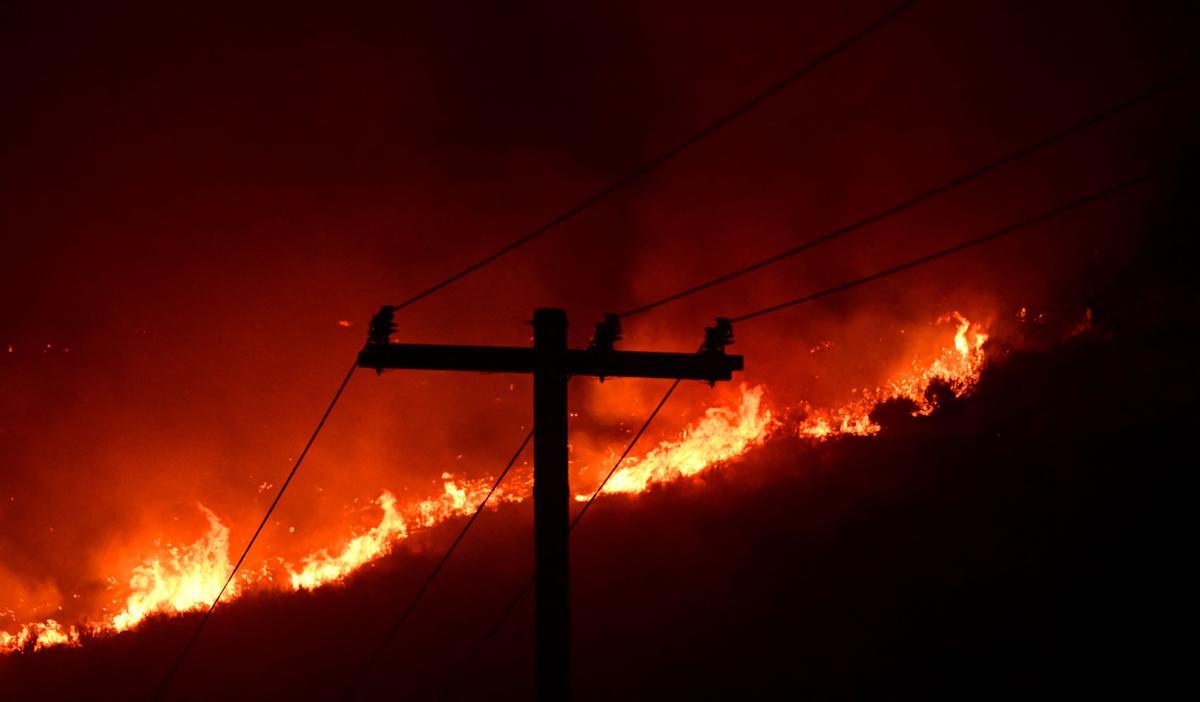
0;619;80;653
288;473;526;591
288;491;408;591
111;506;235;631
587;385;775;496
0;474;530;652
1;310;995;656
797;312;988;439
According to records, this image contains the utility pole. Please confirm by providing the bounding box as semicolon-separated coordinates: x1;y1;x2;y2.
358;308;743;702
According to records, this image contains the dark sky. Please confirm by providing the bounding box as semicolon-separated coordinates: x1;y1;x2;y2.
0;0;1196;671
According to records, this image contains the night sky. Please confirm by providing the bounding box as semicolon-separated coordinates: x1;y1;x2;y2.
1;1;1196;699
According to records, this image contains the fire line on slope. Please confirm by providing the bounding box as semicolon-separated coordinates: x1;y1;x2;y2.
1;310;1004;655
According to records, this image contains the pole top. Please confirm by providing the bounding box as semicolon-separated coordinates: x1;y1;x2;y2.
532;308;568;327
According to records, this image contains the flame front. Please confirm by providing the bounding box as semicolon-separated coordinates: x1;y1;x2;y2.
590;384;775;496
2;311;995;655
797;312;988;439
288;474;527;591
288;491;408;591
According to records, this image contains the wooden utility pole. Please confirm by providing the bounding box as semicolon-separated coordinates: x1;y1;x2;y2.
358;308;743;702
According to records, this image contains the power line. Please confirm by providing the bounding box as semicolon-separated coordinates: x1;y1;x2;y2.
616;71;1195;320
154;360;359;701
153;5;918;695
347;379;684;698
336;4;919;687
571;380;682;529
440;576;533;702
187;74;1182;694
397;67;1188;697
730;165;1172;323
390;0;917;311
289;5;1179;690
343;429;534;700
436;160;1174;699
439;379;684;701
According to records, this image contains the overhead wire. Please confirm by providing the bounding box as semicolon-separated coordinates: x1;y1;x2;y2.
335;2;920;693
160;0;1188;692
154;359;359;700
729;165;1173;323
348;374;691;698
152;2;917;691
324;67;1185;699
430;75;1195;690
384;68;1195;696
439;379;684;701
615;71;1196;320
390;0;918;311
341;430;534;700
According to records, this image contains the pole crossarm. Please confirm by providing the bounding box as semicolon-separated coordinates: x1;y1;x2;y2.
355;307;742;702
357;344;742;381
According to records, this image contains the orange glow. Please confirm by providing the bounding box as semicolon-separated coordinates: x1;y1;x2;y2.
1;310;994;656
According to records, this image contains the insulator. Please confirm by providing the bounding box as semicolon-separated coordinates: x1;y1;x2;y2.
367;305;398;346
587;313;622;352
702;318;734;355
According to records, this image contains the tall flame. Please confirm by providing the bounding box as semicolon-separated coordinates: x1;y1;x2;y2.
111;506;236;632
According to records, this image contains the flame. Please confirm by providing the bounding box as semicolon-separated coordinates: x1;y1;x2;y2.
587;385;775;496
797;311;988;439
2;311;995;656
111;505;236;632
288;491;408;590
290;472;531;590
0;619;81;653
0;506;235;651
0;474;533;652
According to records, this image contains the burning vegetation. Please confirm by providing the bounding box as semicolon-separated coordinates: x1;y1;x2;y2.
1;309;1007;655
796;312;989;439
